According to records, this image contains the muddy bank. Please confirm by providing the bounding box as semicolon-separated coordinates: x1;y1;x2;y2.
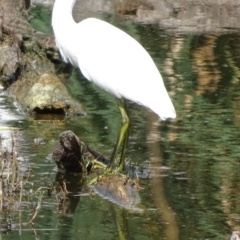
72;0;240;33
0;0;84;118
31;0;240;33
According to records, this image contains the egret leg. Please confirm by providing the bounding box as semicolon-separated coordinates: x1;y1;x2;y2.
88;99;130;185
108;99;130;172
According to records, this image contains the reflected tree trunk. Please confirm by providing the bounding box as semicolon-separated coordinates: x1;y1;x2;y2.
147;112;179;240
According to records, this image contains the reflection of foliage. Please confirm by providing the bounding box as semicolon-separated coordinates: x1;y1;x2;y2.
29;5;52;34
66;69;121;145
159;34;240;238
103;14;141;41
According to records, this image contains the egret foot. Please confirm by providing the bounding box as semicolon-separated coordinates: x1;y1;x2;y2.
86;159;108;171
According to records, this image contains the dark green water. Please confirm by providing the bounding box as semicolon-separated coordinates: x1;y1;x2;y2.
1;3;240;240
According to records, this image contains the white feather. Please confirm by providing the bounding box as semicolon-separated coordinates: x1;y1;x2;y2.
52;0;176;120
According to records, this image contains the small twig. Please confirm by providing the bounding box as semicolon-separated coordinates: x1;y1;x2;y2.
28;191;44;224
18;180;23;209
35;186;51;194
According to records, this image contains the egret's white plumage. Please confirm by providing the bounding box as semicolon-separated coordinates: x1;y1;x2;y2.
52;0;176;120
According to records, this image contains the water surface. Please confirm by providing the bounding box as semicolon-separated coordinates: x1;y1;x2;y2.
1;2;240;240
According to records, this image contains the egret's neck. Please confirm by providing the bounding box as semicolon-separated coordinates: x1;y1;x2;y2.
52;0;77;31
52;0;79;65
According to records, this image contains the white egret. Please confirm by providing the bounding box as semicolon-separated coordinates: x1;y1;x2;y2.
52;0;176;174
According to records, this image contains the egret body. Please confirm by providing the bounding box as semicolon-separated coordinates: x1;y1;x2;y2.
52;0;176;174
